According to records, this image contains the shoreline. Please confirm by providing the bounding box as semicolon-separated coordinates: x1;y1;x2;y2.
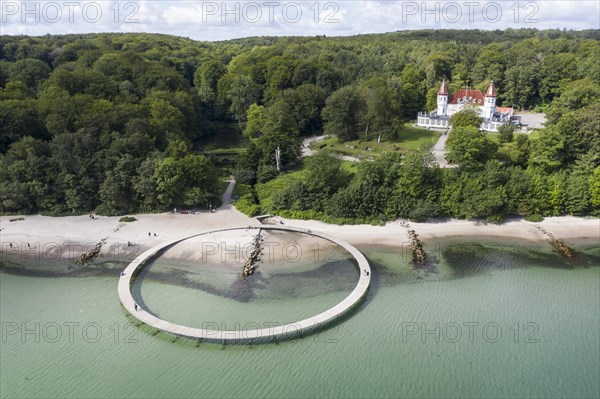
1;205;598;264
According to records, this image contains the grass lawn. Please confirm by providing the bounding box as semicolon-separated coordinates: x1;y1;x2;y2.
281;159;358;180
310;123;439;158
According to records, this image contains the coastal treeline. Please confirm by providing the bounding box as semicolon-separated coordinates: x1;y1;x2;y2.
0;30;599;220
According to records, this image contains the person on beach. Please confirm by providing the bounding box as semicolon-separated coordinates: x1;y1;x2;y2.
134;304;138;311
148;232;151;237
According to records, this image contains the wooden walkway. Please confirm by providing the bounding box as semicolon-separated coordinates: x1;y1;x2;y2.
118;226;371;343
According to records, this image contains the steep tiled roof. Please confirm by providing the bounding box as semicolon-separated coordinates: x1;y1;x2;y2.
449;89;485;105
485;81;497;97
496;106;513;115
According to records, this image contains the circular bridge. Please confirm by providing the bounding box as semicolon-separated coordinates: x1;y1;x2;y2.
118;225;371;343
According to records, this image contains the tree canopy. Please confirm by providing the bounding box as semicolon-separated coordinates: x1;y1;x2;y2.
1;30;599;219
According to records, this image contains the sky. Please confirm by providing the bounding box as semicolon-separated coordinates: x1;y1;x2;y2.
1;1;599;41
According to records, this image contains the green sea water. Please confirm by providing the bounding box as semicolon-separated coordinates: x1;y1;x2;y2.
1;238;599;398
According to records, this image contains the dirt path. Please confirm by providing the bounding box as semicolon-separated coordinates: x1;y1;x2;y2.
431;132;457;168
302;135;361;162
220;178;236;208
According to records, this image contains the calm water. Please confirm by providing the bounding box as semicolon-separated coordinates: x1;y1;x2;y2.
132;232;359;328
1;237;599;398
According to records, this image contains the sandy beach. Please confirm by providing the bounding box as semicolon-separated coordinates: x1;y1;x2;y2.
1;190;598;265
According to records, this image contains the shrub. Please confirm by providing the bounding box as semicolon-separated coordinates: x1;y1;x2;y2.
233;183;253;198
275;209;381;226
408;200;440;222
119;216;137;222
234;194;260;216
234;168;256;185
256;164;279;183
255;174;298;213
525;214;544;222
498;125;515;143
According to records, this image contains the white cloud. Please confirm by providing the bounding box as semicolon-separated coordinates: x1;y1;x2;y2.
0;1;597;40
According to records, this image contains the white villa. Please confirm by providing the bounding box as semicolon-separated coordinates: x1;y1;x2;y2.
417;80;520;132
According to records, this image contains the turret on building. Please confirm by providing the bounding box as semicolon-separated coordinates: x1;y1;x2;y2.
437;79;449;117
482;81;497;120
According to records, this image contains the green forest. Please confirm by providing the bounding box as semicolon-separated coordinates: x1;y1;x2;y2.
0;29;599;222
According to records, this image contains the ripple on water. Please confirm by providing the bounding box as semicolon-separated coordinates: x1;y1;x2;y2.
1;238;598;399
